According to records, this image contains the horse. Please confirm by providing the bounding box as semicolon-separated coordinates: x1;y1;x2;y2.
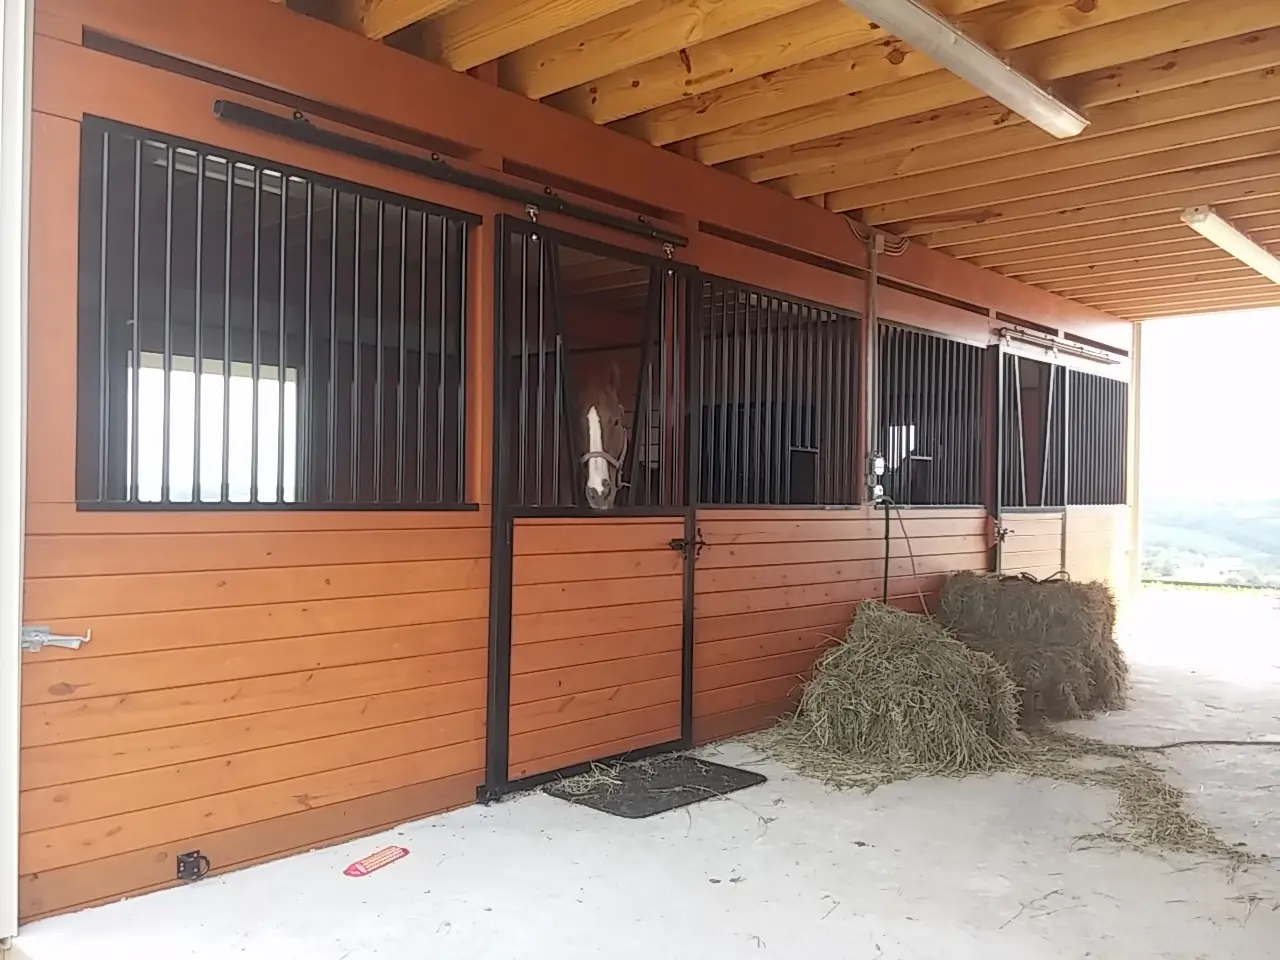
577;361;629;510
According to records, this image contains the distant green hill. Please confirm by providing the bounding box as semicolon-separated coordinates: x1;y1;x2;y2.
1141;499;1280;586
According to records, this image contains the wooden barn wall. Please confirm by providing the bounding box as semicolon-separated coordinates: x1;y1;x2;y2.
19;0;1140;924
18;45;513;923
508;518;684;782
1001;512;1066;580
1064;505;1132;589
692;508;990;744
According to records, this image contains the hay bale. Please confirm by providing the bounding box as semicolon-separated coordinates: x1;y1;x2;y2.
791;601;1024;775
937;572;1129;723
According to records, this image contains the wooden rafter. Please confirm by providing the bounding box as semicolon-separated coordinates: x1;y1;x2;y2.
863;122;1280;228
404;0;645;72
1124;296;1280;319
621;0;1181;147
827;68;1280;216
1017;250;1262;286
498;0;818;101
729;0;1280;182
349;0;466;39
918;163;1280;247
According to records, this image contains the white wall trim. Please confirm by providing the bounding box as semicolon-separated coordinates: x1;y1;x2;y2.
0;0;33;942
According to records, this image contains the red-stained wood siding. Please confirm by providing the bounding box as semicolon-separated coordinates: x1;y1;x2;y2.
1001;511;1065;579
691;508;990;744
507;518;684;780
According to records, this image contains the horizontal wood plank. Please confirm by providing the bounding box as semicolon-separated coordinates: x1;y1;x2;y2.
25;503;489;535
696;552;989;594
23;624;488;704
21;709;485;833
695;649;823;695
509;675;681;735
508;702;680;775
20;739;485;874
695;625;842;669
24;527;491;578
22;682;485;789
700;515;986;542
693;697;794;745
510;650;681;705
510;598;683;645
19;769;480;921
696;534;989;569
511;548;681;585
24;557;489;620
511;573;683;615
510;626;683;675
514;519;684;555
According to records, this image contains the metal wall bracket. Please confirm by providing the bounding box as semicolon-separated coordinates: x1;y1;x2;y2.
21;625;91;652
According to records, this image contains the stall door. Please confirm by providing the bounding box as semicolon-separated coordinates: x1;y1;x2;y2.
484;219;696;794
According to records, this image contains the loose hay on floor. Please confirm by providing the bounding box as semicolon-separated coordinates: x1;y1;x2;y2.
938;572;1129;723
749;601;1253;867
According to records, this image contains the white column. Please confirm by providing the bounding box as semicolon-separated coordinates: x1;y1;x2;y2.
0;0;32;941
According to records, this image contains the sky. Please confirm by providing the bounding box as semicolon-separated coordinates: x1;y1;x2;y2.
1140;307;1280;504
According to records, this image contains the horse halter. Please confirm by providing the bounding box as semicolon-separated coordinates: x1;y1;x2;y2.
580;451;622;469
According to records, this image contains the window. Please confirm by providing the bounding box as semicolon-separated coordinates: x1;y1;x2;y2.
76;118;474;509
878;324;985;506
697;278;860;506
1000;353;1067;509
1067;369;1128;505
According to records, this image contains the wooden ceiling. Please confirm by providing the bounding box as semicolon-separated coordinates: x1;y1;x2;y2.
295;0;1280;321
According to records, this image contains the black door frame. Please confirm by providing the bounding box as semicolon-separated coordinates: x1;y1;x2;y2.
479;216;701;800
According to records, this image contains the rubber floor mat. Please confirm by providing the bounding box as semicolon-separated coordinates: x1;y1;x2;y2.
543;754;766;818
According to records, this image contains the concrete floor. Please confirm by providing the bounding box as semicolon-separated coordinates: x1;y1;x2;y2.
14;587;1280;960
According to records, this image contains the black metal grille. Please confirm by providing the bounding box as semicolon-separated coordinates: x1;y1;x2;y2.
696;279;860;505
76;118;473;509
878;324;984;506
497;223;690;510
1001;354;1067;509
1068;369;1128;506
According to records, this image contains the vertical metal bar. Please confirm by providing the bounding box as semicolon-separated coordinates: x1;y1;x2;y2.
716;285;729;504
762;298;775;503
436;215;448;504
748;297;761;504
396;206;407;503
192;152;204;504
1015;359;1028;507
727;287;741;505
302;181;313;504
456;222;468;504
373;201;385;503
417;211;429;502
327;190;339;502
665;268;675;504
1039;364;1056;507
534;233;546;506
221;160;233;503
96;132;111;500
940;338;952;505
160;146;174;504
276;173;288;505
517;233;529;504
129;139;142;503
350;197;362;502
250;167;262;503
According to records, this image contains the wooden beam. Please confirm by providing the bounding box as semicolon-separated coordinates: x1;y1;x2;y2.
830;71;1280;217
918;162;1280;246
357;0;464;39
861;122;1280;228
543;2;882;124
1048;265;1265;298
499;0;817;101
410;0;645;73
1079;283;1280;311
1018;250;1258;286
956;200;1280;264
766;28;1280;194
624;0;1178;147
727;0;1280;179
1125;296;1280;319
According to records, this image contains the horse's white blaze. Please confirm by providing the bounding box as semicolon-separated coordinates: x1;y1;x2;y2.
585;405;608;494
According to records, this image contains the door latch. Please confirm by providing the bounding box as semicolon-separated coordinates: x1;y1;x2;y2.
21;625;91;653
668;528;708;560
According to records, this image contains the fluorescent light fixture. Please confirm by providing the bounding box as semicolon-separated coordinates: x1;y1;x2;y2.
1180;205;1280;285
838;0;1089;138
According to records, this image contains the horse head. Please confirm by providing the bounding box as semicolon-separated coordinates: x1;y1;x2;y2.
581;362;628;510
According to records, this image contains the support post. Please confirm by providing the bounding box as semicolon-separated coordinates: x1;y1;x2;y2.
0;0;32;942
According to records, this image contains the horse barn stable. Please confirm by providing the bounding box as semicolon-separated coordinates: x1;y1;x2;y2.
0;0;1278;941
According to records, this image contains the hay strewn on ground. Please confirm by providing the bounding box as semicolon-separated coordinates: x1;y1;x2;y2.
750;600;1253;867
938;572;1128;723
